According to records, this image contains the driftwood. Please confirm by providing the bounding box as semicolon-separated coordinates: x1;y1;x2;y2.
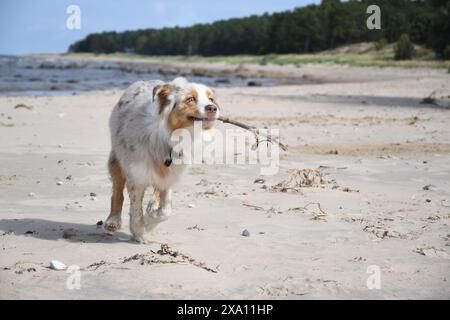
217;116;288;151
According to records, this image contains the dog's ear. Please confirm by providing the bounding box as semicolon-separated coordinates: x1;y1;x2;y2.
153;84;173;114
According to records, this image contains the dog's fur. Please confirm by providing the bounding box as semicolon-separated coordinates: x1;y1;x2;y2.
104;77;219;243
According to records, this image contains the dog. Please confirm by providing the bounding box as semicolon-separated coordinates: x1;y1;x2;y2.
104;77;219;243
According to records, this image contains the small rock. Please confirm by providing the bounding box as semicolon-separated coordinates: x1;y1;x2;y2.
241;229;250;237
90;196;97;201
24;230;34;235
247;81;262;87
56;181;63;186
254;177;266;184
96;220;103;226
50;260;67;271
188;204;195;208
65;175;72;180
426;199;431;203
28;192;36;197
90;192;96;197
58;144;63;148
422;184;434;191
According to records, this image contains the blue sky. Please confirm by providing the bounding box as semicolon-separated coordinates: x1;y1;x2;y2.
0;0;319;55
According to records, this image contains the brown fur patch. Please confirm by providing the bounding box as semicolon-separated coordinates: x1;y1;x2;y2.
189;88;199;103
168;103;198;131
152;188;161;205
108;153;126;216
156;84;173;114
154;160;169;178
168;88;201;131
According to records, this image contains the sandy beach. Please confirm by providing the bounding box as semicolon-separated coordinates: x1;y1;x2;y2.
0;62;449;299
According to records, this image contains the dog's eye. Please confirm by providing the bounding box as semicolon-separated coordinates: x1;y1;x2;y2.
186;96;196;103
209;97;215;103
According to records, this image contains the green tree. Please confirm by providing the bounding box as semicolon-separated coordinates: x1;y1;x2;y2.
395;34;415;60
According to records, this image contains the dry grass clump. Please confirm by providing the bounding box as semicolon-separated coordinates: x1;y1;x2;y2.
271;169;334;192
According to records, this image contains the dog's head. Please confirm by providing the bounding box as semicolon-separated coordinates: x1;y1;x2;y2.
153;77;219;131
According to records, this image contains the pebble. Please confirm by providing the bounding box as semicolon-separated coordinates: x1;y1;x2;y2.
90;192;96;197
28;192;36;197
50;260;67;271
56;181;63;186
241;229;250;237
188;204;195;208
90;196;97;201
254;177;266;184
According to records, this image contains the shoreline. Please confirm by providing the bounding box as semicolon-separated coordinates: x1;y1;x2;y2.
1;53;449;97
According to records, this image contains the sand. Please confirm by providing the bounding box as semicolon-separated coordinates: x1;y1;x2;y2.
0;63;449;299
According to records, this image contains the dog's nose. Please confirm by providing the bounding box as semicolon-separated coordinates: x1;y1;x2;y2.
205;105;217;113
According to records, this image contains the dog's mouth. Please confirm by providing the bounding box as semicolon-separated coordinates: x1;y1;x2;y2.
187;116;217;122
187;116;205;121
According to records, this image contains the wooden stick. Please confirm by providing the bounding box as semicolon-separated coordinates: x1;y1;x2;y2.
218;116;288;151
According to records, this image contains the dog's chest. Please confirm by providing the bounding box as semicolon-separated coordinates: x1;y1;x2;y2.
151;162;186;189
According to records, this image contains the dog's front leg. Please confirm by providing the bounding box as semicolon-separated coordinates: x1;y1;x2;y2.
145;188;160;216
144;188;171;231
159;189;172;218
128;184;147;243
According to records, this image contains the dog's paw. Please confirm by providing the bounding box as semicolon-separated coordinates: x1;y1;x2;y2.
104;215;122;232
144;212;168;232
132;234;150;244
130;218;147;242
